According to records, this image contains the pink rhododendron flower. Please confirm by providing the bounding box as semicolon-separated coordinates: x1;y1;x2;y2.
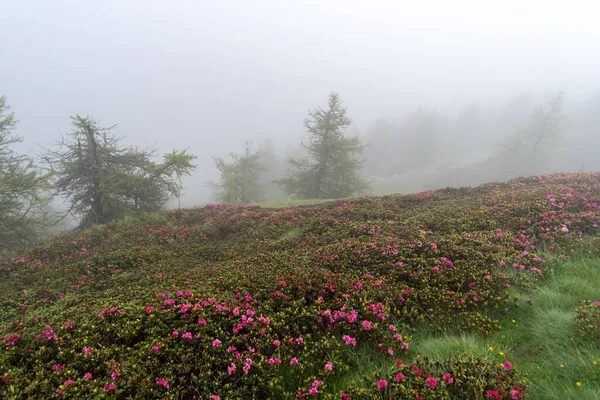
378;380;387;389
487;390;500;399
443;373;453;383
396;373;405;382
145;306;153;313
65;322;73;329
227;363;236;375
325;361;333;371
84;372;92;380
156;377;169;389
342;335;356;345
290;357;299;365
427;377;437;388
362;320;372;330
212;339;221;347
273;340;281;346
64;379;74;387
83;347;93;356
504;361;512;371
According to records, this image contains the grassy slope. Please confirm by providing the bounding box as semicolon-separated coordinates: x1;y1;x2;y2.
1;173;600;399
412;249;600;399
321;248;600;399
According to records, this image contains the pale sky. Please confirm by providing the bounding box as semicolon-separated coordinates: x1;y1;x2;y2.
2;0;599;205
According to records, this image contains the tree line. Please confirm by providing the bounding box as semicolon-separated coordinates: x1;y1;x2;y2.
0;89;577;250
208;91;571;204
1;97;196;250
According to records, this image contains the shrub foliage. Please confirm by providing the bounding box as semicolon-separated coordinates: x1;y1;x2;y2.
2;172;600;398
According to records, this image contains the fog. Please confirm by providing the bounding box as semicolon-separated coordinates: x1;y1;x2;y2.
2;0;600;208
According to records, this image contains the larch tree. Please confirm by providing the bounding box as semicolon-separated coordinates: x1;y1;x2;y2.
208;141;265;204
0;95;53;250
278;92;368;199
44;115;196;229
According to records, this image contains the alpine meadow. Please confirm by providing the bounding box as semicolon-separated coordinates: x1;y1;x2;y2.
2;1;600;399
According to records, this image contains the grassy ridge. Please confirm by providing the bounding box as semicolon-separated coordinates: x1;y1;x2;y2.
1;172;599;398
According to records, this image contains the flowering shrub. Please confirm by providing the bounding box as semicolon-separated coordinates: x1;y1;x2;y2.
344;356;529;399
575;300;600;347
1;172;600;397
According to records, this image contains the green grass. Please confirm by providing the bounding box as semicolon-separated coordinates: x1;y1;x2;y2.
405;248;600;399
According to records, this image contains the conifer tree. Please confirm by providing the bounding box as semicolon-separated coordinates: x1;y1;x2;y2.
0;96;53;249
44;115;196;229
208;141;265;204
278;92;368;199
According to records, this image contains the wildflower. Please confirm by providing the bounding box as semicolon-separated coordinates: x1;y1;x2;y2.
145;306;154;313
212;339;221;347
210;396;220;400
309;387;318;395
268;358;281;365
427;377;437;389
342;335;357;345
227;363;236;375
290;357;299;365
576;381;581;387
84;372;93;380
172;331;179;337
273;340;281;346
378;380;387;389
65;322;73;329
389;324;396;331
362;320;372;330
156;377;169;389
182;332;192;339
103;383;116;391
83;347;93;356
504;361;512;371
64;380;74;387
198;318;207;326
325;361;333;371
486;389;500;399
396;373;405;382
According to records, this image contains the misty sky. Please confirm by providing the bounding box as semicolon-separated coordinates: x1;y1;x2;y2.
2;0;600;206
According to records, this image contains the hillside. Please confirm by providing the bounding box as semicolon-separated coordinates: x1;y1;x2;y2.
1;172;600;399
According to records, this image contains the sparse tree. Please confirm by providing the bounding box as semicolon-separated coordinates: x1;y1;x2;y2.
208;141;265;204
44;115;196;229
257;137;283;200
399;108;443;171
494;93;566;177
0;96;53;250
278;92;368;199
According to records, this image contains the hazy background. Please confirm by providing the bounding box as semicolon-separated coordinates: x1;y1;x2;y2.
2;0;600;208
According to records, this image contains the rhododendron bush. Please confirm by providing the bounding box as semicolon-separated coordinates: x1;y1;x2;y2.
1;172;600;398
